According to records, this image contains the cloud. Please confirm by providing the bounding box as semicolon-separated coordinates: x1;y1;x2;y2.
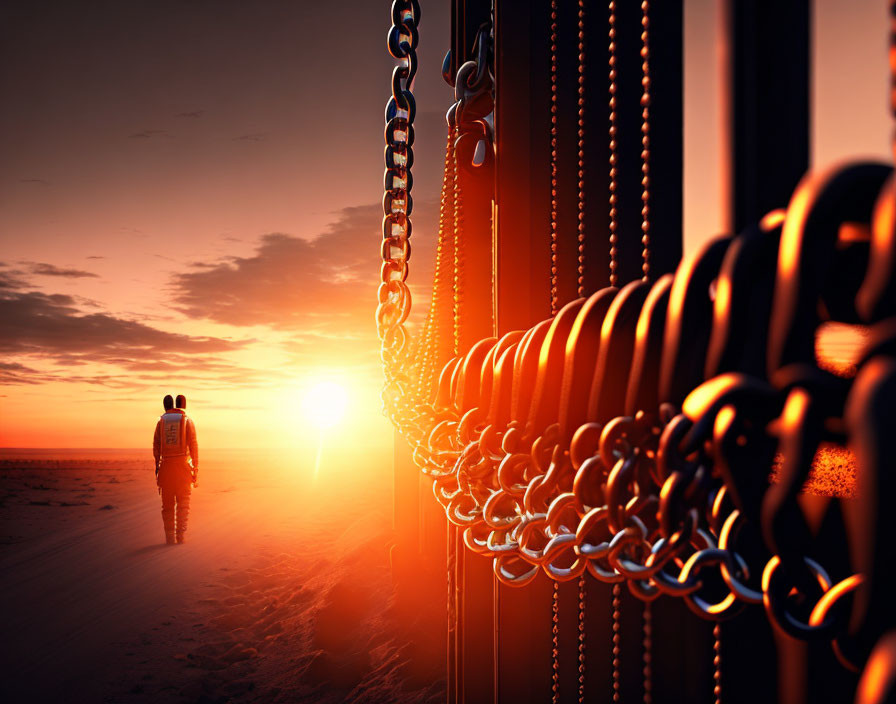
0;289;242;357
0;269;28;290
232;133;267;142
86;255;105;260
0;361;42;385
20;178;49;186
169;202;438;361
0;280;263;387
175;110;205;118
128;129;170;139
28;262;98;279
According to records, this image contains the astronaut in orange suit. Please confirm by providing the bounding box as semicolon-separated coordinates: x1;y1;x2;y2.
152;394;199;544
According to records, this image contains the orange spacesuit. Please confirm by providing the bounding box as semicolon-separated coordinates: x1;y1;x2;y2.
153;403;198;544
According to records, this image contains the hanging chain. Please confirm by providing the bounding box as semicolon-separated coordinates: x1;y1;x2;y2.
713;623;722;704
575;5;588;696
419;130;457;395
607;1;619;287
379;0;421;417
643;602;652;704
612;582;622;702
550;0;560;315
577;576;587;703
640;0;651;280
453;138;464;356
576;0;587;296
552;581;561;704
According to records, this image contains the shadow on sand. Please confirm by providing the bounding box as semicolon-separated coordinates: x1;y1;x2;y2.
128;543;172;557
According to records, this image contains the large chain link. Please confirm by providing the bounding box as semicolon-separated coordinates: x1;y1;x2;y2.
399;155;896;674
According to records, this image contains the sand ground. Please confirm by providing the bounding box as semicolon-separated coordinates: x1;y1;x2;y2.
0;446;445;703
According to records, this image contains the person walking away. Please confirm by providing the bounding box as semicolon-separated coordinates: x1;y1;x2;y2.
152;394;199;544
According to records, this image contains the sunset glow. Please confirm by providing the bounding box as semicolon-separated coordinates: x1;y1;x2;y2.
302;380;349;430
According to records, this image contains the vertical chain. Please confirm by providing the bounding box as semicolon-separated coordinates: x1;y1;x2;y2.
640;0;651;280
713;623;722;704
642;602;652;704
607;0;619;287
577;576;587;703
552;581;560;704
549;0;560;315
612;582;621;702
419;128;457;406
453;132;463;357
549;2;561;697
576;0;586;296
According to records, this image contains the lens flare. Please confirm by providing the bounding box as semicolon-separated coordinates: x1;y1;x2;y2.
303;380;349;430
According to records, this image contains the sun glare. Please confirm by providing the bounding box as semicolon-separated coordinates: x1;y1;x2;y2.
302;380;349;430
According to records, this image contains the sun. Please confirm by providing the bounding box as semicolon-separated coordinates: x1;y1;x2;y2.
302;380;349;430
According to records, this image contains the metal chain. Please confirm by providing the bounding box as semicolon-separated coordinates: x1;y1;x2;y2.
607;0;619;287
576;0;586;296
419;130;457;396
640;0;651;280
578;576;587;703
552;580;560;704
453;138;464;357
550;0;560;315
379;0;420;356
575;7;588;698
612;583;622;703
643;602;652;704
713;623;722;704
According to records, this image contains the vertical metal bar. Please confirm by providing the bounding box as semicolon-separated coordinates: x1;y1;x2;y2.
717;4;809;704
447;521;457;704
722;0;810;234
646;0;683;279
494;0;551;334
492;0;555;685
456;526;466;703
493;573;500;704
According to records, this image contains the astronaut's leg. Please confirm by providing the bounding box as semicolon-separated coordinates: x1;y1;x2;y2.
175;485;191;543
160;487;176;544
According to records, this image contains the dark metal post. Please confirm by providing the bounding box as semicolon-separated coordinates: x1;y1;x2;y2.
722;0;810;234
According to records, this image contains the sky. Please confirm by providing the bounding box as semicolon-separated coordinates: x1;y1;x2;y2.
0;0;451;448
0;0;890;448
